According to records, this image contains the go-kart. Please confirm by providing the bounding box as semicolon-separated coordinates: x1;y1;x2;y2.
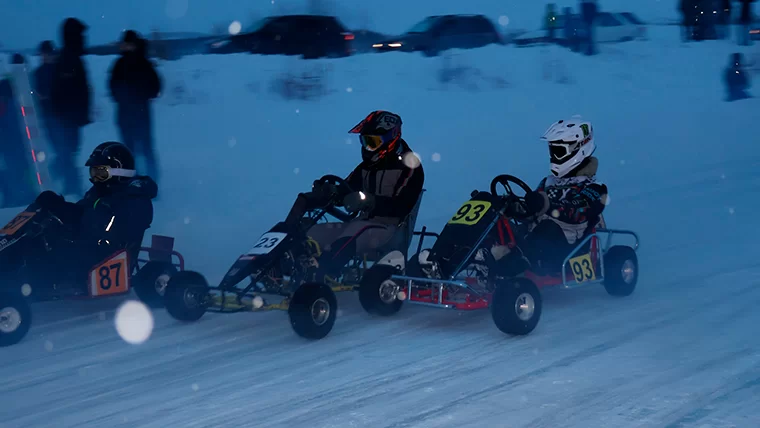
356;174;640;336
163;174;424;340
0;206;185;347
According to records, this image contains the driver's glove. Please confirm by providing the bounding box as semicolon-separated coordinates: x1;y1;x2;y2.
524;190;549;216
35;190;66;213
343;191;375;213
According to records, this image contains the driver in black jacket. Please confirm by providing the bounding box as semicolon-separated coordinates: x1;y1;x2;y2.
33;142;157;289
287;111;424;278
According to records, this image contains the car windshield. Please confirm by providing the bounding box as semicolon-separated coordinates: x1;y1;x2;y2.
247;17;275;32
407;17;436;33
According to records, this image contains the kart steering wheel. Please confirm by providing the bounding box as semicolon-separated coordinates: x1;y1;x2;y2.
315;174;358;222
489;174;534;220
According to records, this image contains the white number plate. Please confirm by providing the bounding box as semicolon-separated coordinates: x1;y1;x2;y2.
247;232;287;255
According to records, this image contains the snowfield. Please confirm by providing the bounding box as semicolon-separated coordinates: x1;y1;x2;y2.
1;25;759;427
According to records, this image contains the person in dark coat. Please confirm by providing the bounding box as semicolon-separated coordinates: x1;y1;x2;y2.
108;30;162;184
680;0;696;41
563;7;580;51
32;142;157;290
579;0;599;55
719;0;732;39
724;52;751;101
50;18;92;197
33;41;60;165
738;0;756;45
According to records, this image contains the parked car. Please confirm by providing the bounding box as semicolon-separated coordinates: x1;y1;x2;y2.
513;12;646;47
371;14;502;57
208;15;354;59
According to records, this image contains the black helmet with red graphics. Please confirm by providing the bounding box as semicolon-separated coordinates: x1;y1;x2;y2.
348;110;402;163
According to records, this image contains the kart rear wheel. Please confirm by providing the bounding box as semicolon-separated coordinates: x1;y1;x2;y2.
359;264;403;316
603;246;638;297
133;261;178;308
490;278;542;336
288;282;337;340
164;271;209;322
0;291;32;347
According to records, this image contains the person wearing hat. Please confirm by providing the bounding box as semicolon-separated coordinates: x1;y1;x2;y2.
107;30;162;184
50;17;92;197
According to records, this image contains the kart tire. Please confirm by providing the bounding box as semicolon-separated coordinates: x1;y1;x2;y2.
133;261;178;308
602;246;638;297
288;282;337;340
490;278;542;336
359;264;403;316
0;291;32;347
164;271;209;322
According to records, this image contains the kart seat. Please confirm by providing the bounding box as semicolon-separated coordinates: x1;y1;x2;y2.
364;190;425;262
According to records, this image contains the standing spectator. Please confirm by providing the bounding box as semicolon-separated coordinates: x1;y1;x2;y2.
544;3;559;43
738;0;756;45
680;0;696;41
108;30;162;184
32;41;60;171
719;0;732;39
724;52;752;100
563;7;580;51
579;0;599;55
50;18;91;197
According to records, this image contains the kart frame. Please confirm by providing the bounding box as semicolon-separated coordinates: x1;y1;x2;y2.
391;210;640;310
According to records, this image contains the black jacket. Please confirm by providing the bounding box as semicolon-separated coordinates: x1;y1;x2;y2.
108;46;161;124
345;139;424;221
51;19;91;127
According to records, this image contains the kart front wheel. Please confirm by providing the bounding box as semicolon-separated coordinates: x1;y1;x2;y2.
164;271;209;322
133;261;178;308
288;282;337;340
491;278;542;336
603;246;638;297
0;291;32;347
359;264;403;316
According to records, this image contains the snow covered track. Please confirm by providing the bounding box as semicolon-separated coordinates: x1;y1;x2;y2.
1;263;760;427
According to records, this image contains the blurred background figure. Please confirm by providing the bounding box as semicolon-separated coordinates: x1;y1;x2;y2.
680;0;696;41
724;52;752;100
544;3;559;43
32;41;59;172
563;7;580;51
738;0;756;45
579;0;598;55
50;17;92;197
108;30;162;184
718;0;733;39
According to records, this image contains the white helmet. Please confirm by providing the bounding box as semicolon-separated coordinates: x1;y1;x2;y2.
541;118;595;178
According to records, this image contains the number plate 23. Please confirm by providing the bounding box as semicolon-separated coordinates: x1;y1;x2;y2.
569;253;597;283
247;232;287;255
448;201;491;226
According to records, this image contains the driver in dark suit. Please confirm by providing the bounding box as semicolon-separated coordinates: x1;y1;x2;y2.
285;111;424;278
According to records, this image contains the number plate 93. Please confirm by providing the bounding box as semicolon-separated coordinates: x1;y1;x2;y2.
448;201;491;226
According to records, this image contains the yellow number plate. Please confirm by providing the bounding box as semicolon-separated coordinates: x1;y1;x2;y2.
448;201;491;226
569;253;597;283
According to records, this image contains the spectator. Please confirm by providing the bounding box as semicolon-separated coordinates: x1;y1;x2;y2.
544;3;559;42
50;17;92;197
579;0;599;55
724;52;751;101
108;30;162;184
680;0;696;41
563;7;580;51
719;0;732;39
738;0;756;45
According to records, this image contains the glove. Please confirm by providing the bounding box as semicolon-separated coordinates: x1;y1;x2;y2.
524;190;549;216
343;191;375;213
35;191;66;212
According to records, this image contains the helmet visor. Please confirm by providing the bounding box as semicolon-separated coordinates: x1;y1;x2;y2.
548;141;579;164
89;165;136;182
360;134;386;152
